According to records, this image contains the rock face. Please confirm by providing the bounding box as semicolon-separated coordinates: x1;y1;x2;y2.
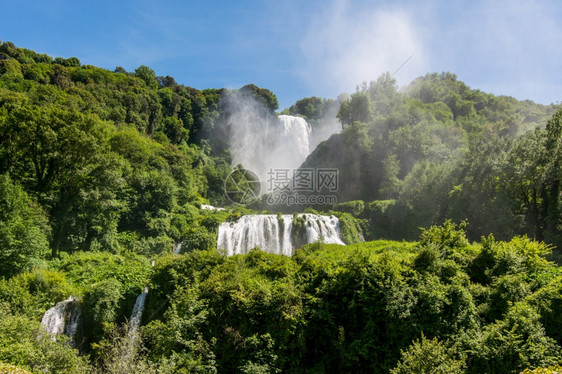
299;125;379;202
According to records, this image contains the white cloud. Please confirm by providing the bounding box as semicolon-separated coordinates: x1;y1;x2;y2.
420;0;562;104
297;0;562;104
299;0;428;96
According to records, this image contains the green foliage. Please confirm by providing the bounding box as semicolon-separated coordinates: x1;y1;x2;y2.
390;334;465;374
237;333;280;374
521;365;562;373
143;285;216;373
0;58;23;80
0;303;89;373
239;84;278;112
287;96;324;120
465;302;561;373
56;251;152;292
302;71;560;248
1;41;562;374
364;200;411;240
291;213;307;249
336;212;364;244
0;174;49;277
333;200;364;216
91;324;168;374
337;92;373;127
82;278;125;343
0;223;560;373
0;41;230;258
0;268;74;318
470;235;553;285
181;226;217;253
134;65;158;90
0;362;32;374
418;220;469;254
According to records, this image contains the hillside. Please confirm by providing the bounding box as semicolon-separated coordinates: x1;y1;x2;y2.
296;73;561;246
0;41;561;373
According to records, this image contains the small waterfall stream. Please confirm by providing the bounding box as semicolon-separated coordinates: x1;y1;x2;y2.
173;242;182;254
129;287;148;335
217;213;344;256
41;297;81;346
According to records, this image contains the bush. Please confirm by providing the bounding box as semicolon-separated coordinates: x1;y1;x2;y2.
521;365;562;373
333;200;365;217
466;302;561;373
336;212;364;244
391;334;464;374
82;279;125;345
0;303;89;373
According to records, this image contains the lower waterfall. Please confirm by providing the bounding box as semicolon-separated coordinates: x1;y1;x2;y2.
129;287;148;335
41;297;81;347
217;214;344;256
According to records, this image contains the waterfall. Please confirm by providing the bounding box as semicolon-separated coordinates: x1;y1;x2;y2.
302;213;343;244
217;214;344;256
278;115;312;167
41;297;81;346
173;241;182;254
228;113;313;183
129;287;148;335
201;204;225;211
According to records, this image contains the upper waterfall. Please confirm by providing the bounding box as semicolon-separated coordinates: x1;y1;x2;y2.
278;115;312;167
228;113;312;184
217;213;344;256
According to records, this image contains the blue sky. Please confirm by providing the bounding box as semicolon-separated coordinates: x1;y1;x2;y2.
1;0;561;109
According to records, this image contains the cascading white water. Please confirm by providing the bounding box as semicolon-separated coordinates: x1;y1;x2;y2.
278;115;312;167
217;214;344;256
228;112;313;183
129;287;148;335
41;297;81;346
173;242;182;254
201;204;225;211
302;213;343;244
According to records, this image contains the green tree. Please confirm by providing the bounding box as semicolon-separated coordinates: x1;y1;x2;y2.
337;91;373;128
82;278;125;345
0;175;49;277
390;334;464;374
0;105;128;255
239;84;278;112
380;154;402;199
466;303;561;373
134;65;158;90
288;96;324;120
502;108;562;248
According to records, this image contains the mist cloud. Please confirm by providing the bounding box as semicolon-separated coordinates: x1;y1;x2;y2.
432;0;562;104
299;0;428;96
296;0;561;104
218;92;317;184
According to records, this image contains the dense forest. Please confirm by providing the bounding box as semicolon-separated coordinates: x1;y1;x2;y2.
0;41;561;373
288;73;561;249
